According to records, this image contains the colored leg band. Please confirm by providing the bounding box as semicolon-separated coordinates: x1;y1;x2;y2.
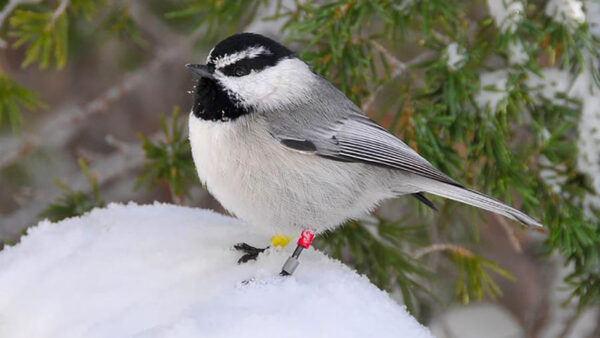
280;230;315;276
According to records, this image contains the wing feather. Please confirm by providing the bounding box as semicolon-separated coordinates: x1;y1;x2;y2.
276;113;463;187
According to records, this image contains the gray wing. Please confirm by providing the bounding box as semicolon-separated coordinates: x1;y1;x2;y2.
269;112;463;188
267;107;542;227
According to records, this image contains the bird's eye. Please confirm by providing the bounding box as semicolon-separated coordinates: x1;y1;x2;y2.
233;65;250;77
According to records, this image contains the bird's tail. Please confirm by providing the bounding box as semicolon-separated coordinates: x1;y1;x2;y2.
414;179;542;228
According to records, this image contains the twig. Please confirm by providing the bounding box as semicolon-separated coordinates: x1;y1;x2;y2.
49;0;70;25
0;0;43;48
128;0;179;45
586;310;600;338
492;213;523;253
557;307;583;338
413;243;475;259
0;139;32;168
370;40;405;70
432;30;453;44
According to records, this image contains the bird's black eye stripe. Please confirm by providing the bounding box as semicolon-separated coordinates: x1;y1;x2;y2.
234;65;250;77
221;59;257;77
221;55;290;77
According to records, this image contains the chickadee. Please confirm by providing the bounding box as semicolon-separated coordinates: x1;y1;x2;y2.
186;33;541;274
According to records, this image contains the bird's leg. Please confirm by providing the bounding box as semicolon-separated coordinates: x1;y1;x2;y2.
234;243;269;264
280;230;315;276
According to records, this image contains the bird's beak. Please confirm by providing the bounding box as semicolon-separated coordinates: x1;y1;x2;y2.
185;64;214;79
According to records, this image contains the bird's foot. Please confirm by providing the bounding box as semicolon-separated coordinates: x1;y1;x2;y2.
234;243;269;264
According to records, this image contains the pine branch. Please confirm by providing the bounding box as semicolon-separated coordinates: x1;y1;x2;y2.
136;106;200;205
9;8;69;69
0;73;44;132
0;0;42;48
413;241;514;304
38;158;105;222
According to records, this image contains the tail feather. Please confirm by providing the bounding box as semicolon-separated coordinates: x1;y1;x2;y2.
412;193;438;211
414;179;542;228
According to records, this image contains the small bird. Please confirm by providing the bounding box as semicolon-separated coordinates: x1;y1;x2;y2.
186;33;541;274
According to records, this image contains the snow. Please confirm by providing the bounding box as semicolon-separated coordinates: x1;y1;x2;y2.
508;40;528;65
570;64;600;216
0;203;432;338
538;155;568;194
475;70;510;113
526;68;572;102
430;303;523;338
545;0;586;25
445;42;466;71
526;64;600;216
487;0;524;33
586;0;600;38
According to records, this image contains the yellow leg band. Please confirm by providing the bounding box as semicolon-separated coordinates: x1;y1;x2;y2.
270;234;291;248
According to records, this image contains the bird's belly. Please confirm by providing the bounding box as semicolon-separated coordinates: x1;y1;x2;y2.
189;114;393;234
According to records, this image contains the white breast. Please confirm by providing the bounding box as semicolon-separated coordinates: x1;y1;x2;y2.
188;113;397;235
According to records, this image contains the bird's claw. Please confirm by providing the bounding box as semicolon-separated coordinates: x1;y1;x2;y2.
234;243;268;264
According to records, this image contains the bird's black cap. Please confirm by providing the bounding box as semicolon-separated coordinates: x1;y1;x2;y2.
207;32;294;66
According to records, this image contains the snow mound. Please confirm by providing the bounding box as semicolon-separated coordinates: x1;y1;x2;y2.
0;203;432;338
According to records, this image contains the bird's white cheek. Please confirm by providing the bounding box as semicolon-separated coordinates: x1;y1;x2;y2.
217;58;316;110
220;74;277;104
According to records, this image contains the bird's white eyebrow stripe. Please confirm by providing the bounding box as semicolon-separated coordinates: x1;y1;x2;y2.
211;46;271;69
206;47;215;64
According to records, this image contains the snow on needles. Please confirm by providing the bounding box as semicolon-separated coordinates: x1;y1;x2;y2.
487;0;524;33
545;0;586;25
0;203;433;338
475;70;510;113
527;66;600;216
445;42;466;71
508;40;529;65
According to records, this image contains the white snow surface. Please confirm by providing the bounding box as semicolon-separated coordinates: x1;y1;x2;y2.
0;203;432;338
